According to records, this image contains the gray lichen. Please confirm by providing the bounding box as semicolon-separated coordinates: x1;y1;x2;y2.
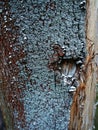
6;0;86;129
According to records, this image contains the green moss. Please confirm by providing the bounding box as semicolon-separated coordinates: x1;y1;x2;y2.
94;107;98;130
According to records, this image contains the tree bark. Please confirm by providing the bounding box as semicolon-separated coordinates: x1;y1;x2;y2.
69;0;98;130
1;0;97;130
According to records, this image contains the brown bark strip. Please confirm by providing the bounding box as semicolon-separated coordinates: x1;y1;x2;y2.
0;1;26;129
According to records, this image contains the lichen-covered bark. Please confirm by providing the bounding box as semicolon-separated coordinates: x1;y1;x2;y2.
0;0;86;130
0;1;26;129
69;0;98;130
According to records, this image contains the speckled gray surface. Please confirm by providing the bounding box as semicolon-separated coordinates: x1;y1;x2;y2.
6;0;86;129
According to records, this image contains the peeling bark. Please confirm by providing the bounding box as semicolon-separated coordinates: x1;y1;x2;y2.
69;0;98;130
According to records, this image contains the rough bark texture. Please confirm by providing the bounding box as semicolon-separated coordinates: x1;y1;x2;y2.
69;0;98;130
0;0;86;130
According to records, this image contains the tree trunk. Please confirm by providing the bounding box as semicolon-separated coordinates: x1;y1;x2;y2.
1;0;97;130
69;0;98;130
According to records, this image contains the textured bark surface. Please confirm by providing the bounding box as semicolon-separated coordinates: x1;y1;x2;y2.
0;0;86;130
69;0;98;130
